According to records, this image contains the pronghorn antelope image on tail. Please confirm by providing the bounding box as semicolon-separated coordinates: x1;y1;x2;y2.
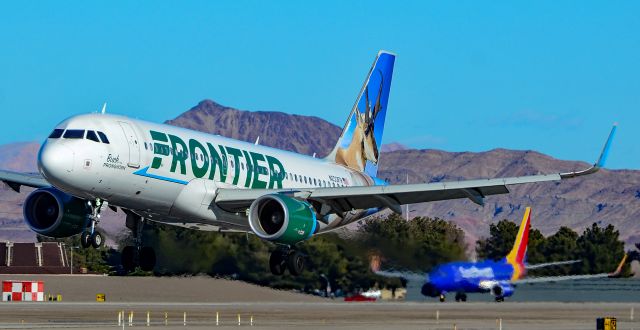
326;51;395;177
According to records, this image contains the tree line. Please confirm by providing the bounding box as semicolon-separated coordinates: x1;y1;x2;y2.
476;220;630;276
41;212;633;293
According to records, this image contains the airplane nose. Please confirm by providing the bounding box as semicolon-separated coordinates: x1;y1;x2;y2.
38;142;74;183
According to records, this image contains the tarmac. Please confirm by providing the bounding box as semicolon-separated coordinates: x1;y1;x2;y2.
0;275;638;329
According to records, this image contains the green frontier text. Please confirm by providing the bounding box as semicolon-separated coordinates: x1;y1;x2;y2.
149;130;285;189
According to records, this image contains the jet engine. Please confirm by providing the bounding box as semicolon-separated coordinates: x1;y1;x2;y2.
491;283;515;297
248;194;318;245
23;187;89;238
421;282;440;297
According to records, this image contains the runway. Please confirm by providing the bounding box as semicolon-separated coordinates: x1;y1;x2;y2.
0;301;638;329
1;275;638;329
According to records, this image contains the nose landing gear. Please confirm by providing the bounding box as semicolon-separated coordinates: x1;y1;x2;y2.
80;199;105;249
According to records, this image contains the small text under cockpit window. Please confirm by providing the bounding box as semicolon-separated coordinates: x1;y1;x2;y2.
97;131;110;144
63;129;85;139
48;129;64;139
86;130;100;143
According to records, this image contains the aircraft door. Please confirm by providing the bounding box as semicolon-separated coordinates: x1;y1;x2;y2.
118;121;141;168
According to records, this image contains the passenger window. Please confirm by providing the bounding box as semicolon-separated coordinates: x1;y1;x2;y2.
144;142;148;150
97;131;110;144
48;129;64;139
63;129;85;139
86;130;100;143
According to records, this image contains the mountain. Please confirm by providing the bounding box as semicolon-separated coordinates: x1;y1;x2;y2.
377;149;640;246
166;100;342;158
0;142;40;172
0;100;638;249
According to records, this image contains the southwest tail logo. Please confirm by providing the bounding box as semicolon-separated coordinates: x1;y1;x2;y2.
326;51;395;178
505;207;531;280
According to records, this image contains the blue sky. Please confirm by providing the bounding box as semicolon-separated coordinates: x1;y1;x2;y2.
0;1;637;169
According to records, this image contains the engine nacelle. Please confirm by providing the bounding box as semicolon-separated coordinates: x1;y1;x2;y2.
23;187;89;238
421;282;440;297
248;194;318;245
491;283;514;297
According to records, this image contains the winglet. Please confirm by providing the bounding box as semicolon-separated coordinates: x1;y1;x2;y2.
596;123;616;168
608;253;628;278
560;124;617;179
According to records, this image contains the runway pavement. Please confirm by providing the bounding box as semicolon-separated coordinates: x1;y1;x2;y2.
1;275;638;329
0;301;638;329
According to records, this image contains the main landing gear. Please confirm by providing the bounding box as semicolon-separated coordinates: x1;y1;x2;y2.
269;249;305;276
80;199;105;249
454;292;467;302
120;213;156;272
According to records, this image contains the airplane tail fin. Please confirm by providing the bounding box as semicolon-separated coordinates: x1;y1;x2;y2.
608;253;628;278
505;207;531;279
325;51;396;178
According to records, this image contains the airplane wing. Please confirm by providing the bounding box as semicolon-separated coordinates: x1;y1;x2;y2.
215;125;617;214
374;270;427;282
0;169;49;193
525;259;581;270
516;254;627;284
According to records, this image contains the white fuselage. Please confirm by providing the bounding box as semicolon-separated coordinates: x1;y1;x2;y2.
39;113;380;232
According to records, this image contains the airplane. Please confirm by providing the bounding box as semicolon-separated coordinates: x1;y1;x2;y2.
0;50;617;275
375;207;628;302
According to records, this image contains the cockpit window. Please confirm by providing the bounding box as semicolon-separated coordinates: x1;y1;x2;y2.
97;131;110;144
63;129;85;139
48;129;64;139
86;130;100;143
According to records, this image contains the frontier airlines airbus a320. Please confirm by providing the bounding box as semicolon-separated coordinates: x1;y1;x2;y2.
0;51;616;275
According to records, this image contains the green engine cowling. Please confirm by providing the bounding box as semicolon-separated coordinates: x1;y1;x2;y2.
248;194;318;245
23;187;89;238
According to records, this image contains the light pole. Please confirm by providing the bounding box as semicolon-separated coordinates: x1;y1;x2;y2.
406;173;409;220
69;245;79;275
404;173;417;220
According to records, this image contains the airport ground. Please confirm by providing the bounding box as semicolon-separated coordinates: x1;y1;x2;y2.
1;275;639;329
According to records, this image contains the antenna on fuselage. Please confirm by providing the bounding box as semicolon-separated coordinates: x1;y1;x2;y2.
312;153;316;158
255;136;260;145
101;102;107;114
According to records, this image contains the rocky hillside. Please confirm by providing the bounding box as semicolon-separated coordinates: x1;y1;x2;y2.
1;100;638;248
166;100;342;158
377;149;640;245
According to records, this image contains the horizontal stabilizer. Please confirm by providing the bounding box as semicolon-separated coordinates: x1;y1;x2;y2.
525;259;581;270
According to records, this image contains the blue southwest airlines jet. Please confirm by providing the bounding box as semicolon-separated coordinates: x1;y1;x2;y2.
0;51;617;275
376;207;628;302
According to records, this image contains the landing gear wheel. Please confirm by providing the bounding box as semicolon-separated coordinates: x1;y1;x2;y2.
80;232;92;248
139;247;156;272
90;231;104;249
121;246;137;272
495;296;504;302
269;251;286;276
460;293;467;302
455;292;462;302
439;294;446;303
286;250;305;276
